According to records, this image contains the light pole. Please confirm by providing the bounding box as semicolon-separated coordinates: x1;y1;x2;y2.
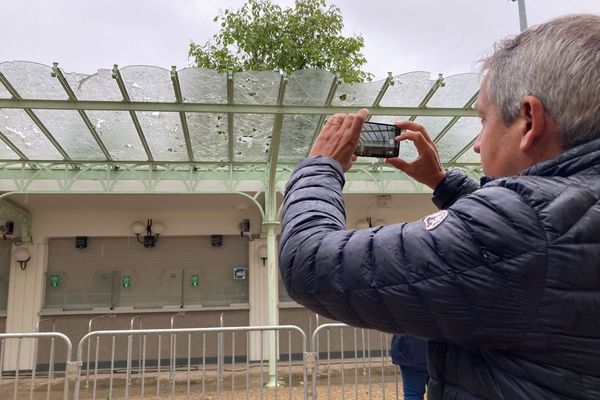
511;0;528;32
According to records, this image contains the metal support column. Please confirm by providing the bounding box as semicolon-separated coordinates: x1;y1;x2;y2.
264;74;287;388
511;0;528;32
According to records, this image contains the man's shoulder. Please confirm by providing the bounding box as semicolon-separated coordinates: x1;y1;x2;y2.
483;173;589;207
444;175;554;227
473;174;600;238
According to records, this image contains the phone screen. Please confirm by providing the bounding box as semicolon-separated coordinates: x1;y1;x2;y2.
354;121;401;158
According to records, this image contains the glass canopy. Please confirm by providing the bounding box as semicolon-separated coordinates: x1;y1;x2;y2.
0;61;481;195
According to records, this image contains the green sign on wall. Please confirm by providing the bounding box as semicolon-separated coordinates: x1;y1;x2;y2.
50;275;60;287
121;275;132;288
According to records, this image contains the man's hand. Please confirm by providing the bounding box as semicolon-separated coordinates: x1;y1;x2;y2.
309;109;369;172
385;121;446;190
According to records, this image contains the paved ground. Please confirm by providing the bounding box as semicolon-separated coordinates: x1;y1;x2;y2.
1;363;406;400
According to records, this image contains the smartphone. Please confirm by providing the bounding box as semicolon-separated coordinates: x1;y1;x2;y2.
354;121;401;158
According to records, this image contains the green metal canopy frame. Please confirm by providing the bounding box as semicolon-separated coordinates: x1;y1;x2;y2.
0;61;482;238
0;62;481;198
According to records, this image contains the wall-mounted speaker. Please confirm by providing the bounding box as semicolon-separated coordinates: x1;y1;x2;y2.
211;234;223;247
75;236;88;249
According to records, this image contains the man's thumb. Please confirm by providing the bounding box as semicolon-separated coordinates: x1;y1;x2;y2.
385;158;410;172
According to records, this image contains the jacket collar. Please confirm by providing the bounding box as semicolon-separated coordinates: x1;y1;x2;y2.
524;136;600;177
480;136;600;186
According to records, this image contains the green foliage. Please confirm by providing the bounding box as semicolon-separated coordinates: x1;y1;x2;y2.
189;0;372;83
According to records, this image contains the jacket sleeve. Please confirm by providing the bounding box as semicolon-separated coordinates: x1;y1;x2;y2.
432;168;481;209
279;157;548;349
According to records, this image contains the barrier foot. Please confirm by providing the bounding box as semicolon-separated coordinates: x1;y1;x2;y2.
264;375;280;388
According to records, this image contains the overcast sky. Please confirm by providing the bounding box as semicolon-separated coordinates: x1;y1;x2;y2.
2;0;600;81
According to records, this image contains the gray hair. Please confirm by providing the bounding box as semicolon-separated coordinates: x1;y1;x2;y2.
482;14;600;149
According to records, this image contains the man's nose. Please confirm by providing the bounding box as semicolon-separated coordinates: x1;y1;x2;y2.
473;134;481;154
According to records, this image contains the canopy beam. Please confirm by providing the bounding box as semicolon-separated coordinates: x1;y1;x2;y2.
227;72;235;162
112;65;155;163
449;136;479;164
305;75;341;157
409;73;445;121
170;66;194;161
0;99;478;117
370;72;395;109
433;91;479;143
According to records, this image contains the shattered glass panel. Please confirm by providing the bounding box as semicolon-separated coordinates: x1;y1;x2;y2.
0;82;11;99
279;114;320;161
135;111;187;161
187;112;228;161
0;109;62;159
368;115;406;125
0;61;68;100
284;70;335;106
120;66;176;102
397;139;419;162
34;110;105;160
414;116;454;140
64;71;90;96
179;68;227;103
234;114;274;162
279;71;330;160
331;76;385;106
379;72;437;107
427;73;480;107
86;111;146;161
74;69;122;101
457;147;481;164
234;71;280;105
436;117;481;163
0;142;18;159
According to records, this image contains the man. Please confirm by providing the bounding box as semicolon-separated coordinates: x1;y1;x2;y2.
279;14;600;399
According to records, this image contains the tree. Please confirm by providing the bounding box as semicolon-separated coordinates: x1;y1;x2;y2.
189;0;372;83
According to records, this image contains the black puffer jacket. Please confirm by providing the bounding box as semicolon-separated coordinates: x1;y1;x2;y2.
279;138;600;399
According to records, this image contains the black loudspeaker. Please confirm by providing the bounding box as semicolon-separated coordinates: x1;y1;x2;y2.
211;234;223;247
239;219;250;235
75;236;88;249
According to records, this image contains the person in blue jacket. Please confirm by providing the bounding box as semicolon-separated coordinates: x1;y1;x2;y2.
279;14;600;400
391;335;429;400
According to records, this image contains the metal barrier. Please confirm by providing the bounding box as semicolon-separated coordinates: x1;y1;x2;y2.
169;311;185;383
84;314;115;388
310;323;399;400
34;318;57;387
4;322;401;400
127;315;143;386
0;332;73;400
73;325;308;400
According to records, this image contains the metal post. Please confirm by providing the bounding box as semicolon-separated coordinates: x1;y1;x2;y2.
218;313;224;381
85;314;114;388
128;316;142;386
33;318;55;388
263;73;287;388
265;223;279;387
170;311;185;382
511;0;528;32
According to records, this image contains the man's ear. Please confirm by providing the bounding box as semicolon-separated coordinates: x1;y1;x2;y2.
519;96;547;152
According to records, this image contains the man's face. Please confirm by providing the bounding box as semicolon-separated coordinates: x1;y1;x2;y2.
473;81;525;177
